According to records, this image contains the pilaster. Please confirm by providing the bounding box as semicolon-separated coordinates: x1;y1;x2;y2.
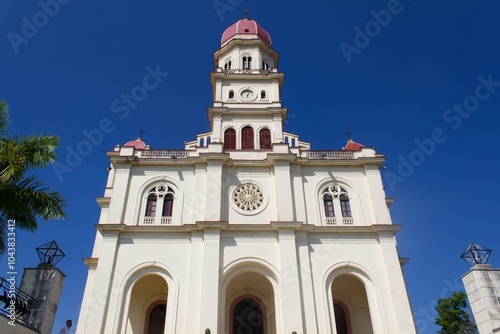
273;160;294;221
83;225;124;333
272;222;304;333
107;163;131;224
197;222;227;333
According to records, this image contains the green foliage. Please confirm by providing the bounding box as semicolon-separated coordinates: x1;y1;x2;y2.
0;100;66;254
435;290;477;334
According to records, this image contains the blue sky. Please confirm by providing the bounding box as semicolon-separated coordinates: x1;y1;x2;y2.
1;0;500;333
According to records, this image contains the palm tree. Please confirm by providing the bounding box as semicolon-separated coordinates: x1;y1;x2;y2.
0;100;66;254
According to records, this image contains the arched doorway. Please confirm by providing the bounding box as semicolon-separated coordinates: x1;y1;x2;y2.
232;297;264;333
331;274;373;333
333;301;351;334
126;274;168;334
146;303;167;334
225;271;275;333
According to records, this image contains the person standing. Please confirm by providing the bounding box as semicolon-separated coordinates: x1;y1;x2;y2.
58;320;72;334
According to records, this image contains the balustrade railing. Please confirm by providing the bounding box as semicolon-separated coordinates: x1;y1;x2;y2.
306;151;354;160
325;217;354;225
140;150;189;158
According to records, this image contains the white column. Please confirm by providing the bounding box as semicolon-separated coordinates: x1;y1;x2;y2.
296;230;318;332
364;164;392;225
198;223;226;333
190;163;207;223
107;163;131;224
376;227;416;334
75;259;97;334
181;231;204;333
273;223;304;333
273;114;283;142
80;226;123;333
274;160;294;221
205;160;223;221
212;114;222;142
291;164;306;222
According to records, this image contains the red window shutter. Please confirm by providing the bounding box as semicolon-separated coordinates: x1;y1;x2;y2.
224;129;236;149
242;127;254;150
260;129;271;149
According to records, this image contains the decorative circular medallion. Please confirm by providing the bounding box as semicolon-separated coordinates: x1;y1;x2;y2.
233;183;263;212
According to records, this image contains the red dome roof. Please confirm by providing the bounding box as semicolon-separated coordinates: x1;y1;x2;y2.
345;139;364;151
221;18;272;45
124;138;146;150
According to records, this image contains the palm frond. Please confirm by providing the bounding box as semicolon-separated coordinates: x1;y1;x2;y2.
0;175;66;231
0;100;9;135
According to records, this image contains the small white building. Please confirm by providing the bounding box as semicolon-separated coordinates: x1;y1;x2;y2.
76;16;416;334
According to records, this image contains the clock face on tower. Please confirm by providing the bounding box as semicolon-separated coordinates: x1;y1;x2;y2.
239;88;255;101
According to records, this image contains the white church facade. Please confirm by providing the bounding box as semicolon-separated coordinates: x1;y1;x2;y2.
76;16;416;334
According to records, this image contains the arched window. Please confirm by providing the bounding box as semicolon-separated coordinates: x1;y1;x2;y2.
241;126;254;150
145;194;157;217
322;185;353;225
147;303;166;334
224;60;232;70
243;56;252;70
163;193;174;217
261;90;266;99
284;137;289;144
229;90;234;99
259;128;271;149
323;193;334;217
143;185;175;225
207;136;211;144
232;298;264;333
340;193;352;217
262;60;270;70
224;128;236;150
199;138;204;147
291;138;296;147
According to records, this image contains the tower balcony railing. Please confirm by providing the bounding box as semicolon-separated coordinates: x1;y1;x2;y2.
304;150;354;160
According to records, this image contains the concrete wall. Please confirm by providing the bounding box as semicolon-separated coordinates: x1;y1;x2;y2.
462;264;500;334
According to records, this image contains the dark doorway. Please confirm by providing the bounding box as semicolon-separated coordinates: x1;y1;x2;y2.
147;303;166;334
232;298;264;334
334;302;349;334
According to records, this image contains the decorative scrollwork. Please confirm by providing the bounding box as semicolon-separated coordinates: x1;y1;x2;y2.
233;183;263;212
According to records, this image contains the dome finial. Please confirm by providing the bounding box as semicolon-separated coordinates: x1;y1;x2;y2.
242;9;249;20
138;128;146;141
344;130;353;142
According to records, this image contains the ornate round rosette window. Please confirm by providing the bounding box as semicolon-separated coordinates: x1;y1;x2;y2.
233;183;263;211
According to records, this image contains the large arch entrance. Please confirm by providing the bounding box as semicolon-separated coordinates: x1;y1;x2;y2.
331;274;373;334
225;271;276;334
125;274;168;334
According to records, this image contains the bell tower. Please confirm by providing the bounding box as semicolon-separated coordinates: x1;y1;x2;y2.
208;14;288;146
